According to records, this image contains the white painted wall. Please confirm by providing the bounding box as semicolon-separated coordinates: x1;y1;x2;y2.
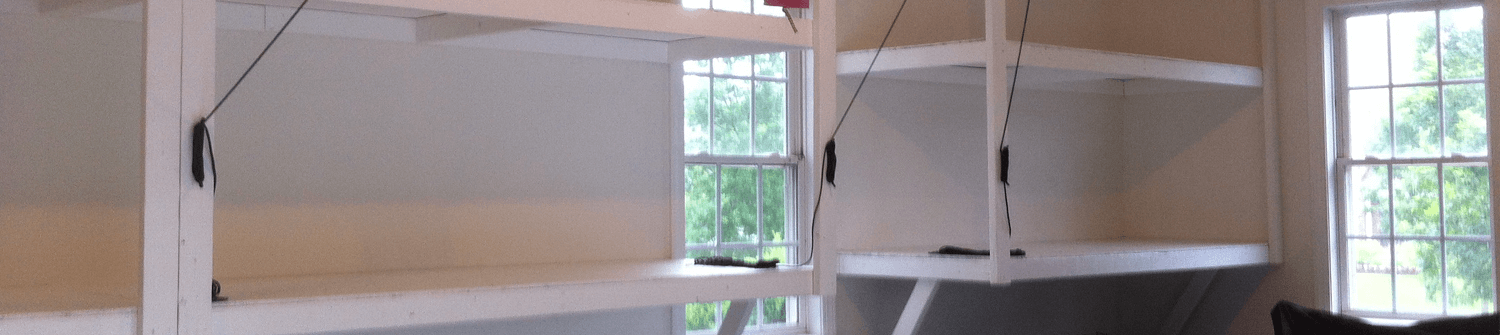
0;12;142;311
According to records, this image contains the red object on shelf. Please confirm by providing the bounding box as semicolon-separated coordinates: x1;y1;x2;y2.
765;0;809;8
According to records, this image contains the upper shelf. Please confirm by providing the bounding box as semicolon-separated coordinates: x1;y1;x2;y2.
212;259;813;334
836;39;1261;94
838;239;1269;282
315;0;813;47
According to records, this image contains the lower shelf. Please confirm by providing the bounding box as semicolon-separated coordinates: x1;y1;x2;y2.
213;259;814;334
838;239;1269;282
0;284;136;335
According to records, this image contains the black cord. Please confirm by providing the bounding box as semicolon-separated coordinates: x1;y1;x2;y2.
192;0;309;189
798;0;911;266
999;0;1034;236
205;0;309;120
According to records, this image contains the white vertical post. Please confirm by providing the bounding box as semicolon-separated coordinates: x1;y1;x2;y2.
1260;0;1284;265
717;299;756;335
140;0;185;333
810;0;838;334
179;0;216;333
985;0;1014;285
1485;0;1500;314
891;278;940;335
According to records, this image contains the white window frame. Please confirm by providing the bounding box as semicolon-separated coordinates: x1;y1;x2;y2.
1331;0;1497;319
669;47;810;335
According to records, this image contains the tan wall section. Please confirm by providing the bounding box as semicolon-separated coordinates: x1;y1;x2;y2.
838;0;1261;66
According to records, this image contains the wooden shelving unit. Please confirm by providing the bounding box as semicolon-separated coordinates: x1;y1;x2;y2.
831;0;1278;333
0;0;838;333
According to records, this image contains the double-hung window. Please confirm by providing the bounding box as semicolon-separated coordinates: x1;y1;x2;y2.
1334;2;1496;318
677;52;803;333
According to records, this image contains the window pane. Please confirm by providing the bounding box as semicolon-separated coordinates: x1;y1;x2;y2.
1394;240;1442;314
713;55;753;77
1394;165;1440;236
754;81;787;155
686;165;718;245
753;1;780;16
1440;6;1484;81
686;75;711;154
686;59;712;74
686;301;722;331
762;167;789;242
1346;14;1390;87
687;249;714;258
721;166;758;243
1349;88;1392;159
1390;11;1438;84
1446;241;1496;315
723;247;760;262
1394;86;1440;158
712;0;752;13
1349;238;1394;312
1444;84;1487;156
762;245;789;262
713;78;752;155
1348;165;1391;236
1443;165;1491;237
755;53;787;78
763;296;789;324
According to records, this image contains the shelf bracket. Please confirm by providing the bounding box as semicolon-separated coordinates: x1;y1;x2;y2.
717;299;756;335
892;278;940;335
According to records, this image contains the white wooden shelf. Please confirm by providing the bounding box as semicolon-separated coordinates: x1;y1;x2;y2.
839;239;1268;282
0;285;136;334
0;308;136;335
212;259;813;334
837;39;1261;93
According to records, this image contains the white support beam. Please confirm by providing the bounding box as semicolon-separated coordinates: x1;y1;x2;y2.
891;278;940;335
179;0;217;332
415;14;544;42
1157;270;1217;335
984;0;1014;285
716;299;755;335
140;0;184;332
38;0;135;17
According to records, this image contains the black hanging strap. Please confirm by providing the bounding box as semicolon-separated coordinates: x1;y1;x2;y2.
823;140;837;187
192;118;216;189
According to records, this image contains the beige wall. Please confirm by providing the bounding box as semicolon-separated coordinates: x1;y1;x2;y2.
838;0;1261;66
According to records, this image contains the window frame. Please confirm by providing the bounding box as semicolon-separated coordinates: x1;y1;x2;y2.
1331;0;1497;319
670;49;810;334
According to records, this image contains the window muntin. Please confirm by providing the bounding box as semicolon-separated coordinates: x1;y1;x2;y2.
1336;3;1496;318
680;51;801;333
681;0;788;17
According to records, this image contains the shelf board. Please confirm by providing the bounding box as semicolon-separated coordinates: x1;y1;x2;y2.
213;259;813;334
837;39;1261;94
0;285;135;335
325;0;813;48
839;239;1269;282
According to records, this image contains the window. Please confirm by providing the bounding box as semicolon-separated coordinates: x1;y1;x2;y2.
681;0;787;16
1335;2;1495;318
678;52;802;333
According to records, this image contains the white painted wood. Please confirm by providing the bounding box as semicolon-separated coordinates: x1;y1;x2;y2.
37;0;134;16
0;309;136;335
179;0;216;333
985;0;1013;286
716;299;754;335
837;40;1263;93
838;240;1270;283
211;260;814;334
1260;0;1284;265
1487;0;1500;314
415;13;542;42
222;0;439;18
890;278;939;335
328;0;812;48
810;1;837;335
1156;270;1216;335
140;0;184;333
